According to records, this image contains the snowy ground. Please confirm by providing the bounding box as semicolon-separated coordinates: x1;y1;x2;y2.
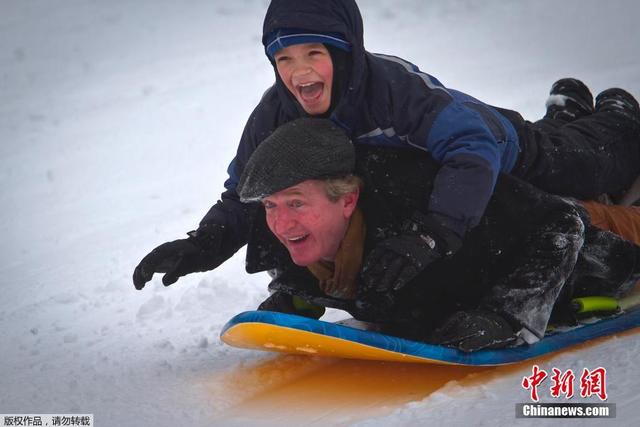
1;1;639;426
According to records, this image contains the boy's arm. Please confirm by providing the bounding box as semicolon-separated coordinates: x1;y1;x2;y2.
369;56;518;242
197;89;283;259
197;112;270;256
401;97;507;241
132;96;281;289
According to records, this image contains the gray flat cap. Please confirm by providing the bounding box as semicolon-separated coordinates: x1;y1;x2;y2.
238;118;355;202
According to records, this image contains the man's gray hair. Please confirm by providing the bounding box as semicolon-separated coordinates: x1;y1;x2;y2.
323;175;363;202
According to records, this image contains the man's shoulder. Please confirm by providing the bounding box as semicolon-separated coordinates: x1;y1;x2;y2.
355;146;437;210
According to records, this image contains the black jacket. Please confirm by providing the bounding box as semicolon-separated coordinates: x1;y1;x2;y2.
247;146;640;340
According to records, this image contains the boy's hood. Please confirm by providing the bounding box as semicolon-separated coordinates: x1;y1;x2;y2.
261;0;367;121
262;0;364;52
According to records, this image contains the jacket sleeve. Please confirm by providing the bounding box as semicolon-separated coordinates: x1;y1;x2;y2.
423;101;501;239
369;55;519;240
403;95;515;239
198;89;281;261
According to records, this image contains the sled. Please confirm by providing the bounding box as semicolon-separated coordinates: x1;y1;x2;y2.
220;292;640;366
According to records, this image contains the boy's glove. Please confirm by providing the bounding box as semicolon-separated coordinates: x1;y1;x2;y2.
361;212;462;293
133;224;226;289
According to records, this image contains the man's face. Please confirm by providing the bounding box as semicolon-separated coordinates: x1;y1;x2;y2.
274;43;334;115
262;180;358;266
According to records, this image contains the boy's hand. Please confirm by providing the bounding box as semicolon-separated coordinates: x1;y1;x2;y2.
133;224;225;289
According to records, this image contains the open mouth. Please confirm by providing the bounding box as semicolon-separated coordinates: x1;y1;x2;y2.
286;234;310;245
297;82;324;103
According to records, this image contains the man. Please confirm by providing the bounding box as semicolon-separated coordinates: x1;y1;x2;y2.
228;118;639;351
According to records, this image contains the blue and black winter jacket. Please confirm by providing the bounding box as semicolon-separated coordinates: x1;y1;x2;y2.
201;0;525;259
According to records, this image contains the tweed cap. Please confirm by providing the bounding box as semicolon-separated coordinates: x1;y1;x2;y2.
238;118;355;202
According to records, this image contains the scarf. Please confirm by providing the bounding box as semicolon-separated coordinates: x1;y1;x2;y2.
307;207;366;299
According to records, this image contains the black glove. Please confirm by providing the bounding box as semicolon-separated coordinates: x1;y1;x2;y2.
429;309;518;352
361;212;462;293
257;291;326;319
133;224;226;289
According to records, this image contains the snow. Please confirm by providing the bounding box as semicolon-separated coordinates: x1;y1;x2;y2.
546;94;570;108
1;0;639;426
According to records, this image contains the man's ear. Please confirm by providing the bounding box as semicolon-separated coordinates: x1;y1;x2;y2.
342;188;360;219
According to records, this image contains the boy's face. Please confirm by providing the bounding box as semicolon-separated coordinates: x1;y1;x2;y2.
262;180;357;266
274;43;334;115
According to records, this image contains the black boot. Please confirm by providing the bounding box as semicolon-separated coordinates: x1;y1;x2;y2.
595;88;640;125
429;309;518;352
545;78;594;121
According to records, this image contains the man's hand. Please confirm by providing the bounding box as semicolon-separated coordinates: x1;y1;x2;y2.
133;224;225;289
361;233;441;293
357;230;441;322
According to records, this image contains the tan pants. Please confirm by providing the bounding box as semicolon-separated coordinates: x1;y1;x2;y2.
581;200;640;245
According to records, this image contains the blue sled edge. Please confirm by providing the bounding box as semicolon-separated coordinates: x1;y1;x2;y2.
220;307;640;366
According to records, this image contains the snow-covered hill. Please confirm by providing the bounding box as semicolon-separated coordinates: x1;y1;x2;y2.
1;1;638;426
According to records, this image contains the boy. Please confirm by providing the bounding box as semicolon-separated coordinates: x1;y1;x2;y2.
133;0;640;300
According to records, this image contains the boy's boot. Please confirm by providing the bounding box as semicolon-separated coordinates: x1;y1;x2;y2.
595;88;640;125
545;78;595;121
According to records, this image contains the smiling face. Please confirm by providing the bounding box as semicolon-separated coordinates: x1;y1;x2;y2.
274;43;334;115
262;180;358;266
